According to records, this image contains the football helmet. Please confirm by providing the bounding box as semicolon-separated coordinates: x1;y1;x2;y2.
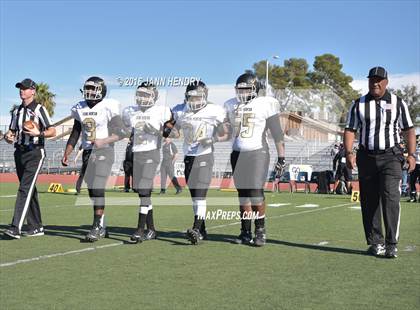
83;76;107;103
235;73;260;104
185;80;208;112
136;81;158;108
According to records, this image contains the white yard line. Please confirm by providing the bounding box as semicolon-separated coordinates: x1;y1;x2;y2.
0;202;356;268
0;243;123;267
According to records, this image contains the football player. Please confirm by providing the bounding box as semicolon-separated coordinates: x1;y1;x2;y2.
224;73;285;247
163;80;228;245
62;76;126;242
122;82;170;243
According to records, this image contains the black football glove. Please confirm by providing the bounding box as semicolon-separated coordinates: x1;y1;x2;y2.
275;157;286;177
143;123;160;136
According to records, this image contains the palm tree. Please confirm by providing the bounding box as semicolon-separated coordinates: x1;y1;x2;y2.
35;82;56;117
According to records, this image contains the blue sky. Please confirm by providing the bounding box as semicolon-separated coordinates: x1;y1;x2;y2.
1;0;419;123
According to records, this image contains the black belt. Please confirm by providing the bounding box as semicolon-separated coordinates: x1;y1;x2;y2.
358;145;399;155
15;144;44;152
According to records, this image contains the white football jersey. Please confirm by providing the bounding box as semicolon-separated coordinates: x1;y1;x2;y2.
224;96;280;152
122;104;170;152
172;102;226;156
71;98;121;150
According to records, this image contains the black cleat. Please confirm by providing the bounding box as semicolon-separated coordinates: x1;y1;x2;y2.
4;226;20;239
175;188;183;195
144;229;157;240
159;190;166;195
385;245;398;258
253;227;266;247
199;229;208;241
367;244;385;256
130;229;145;244
407;197;417;203
85;225;106;242
22;227;45;237
186;228;200;245
235;230;253;245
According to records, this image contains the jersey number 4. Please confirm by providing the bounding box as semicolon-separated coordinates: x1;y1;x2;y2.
183;123;207;144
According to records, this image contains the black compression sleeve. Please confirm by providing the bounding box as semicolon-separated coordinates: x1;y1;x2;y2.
267;114;284;142
67;119;81;148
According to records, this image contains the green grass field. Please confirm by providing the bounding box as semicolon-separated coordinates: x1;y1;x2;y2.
0;182;419;310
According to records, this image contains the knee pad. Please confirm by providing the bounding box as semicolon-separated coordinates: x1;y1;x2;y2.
237;189;264;205
138;190;152;206
191;188;208;200
248;189;265;205
88;188;105;208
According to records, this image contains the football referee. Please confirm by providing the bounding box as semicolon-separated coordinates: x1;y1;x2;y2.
3;79;56;239
344;67;416;258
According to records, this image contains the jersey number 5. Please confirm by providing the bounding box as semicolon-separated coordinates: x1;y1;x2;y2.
235;113;255;138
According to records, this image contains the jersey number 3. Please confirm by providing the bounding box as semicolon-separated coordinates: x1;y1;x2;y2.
83;118;96;141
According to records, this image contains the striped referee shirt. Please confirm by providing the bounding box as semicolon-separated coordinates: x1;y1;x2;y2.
346;91;413;150
9;100;53;146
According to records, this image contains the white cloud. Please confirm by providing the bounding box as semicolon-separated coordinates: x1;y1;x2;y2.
351;72;420;95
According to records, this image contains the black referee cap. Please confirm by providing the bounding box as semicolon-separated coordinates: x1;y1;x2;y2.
15;78;37;89
367;66;388;79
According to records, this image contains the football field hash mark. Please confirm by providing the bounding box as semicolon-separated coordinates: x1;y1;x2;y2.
295;204;319;208
267;203;291;207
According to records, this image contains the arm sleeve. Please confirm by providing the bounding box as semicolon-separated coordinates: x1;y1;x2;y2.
266;114;284;143
9;107;18;131
66;119;82;148
398;98;414;131
38;106;53;128
345;100;359;132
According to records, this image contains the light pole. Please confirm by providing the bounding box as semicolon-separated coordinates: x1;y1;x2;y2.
266;55;280;91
